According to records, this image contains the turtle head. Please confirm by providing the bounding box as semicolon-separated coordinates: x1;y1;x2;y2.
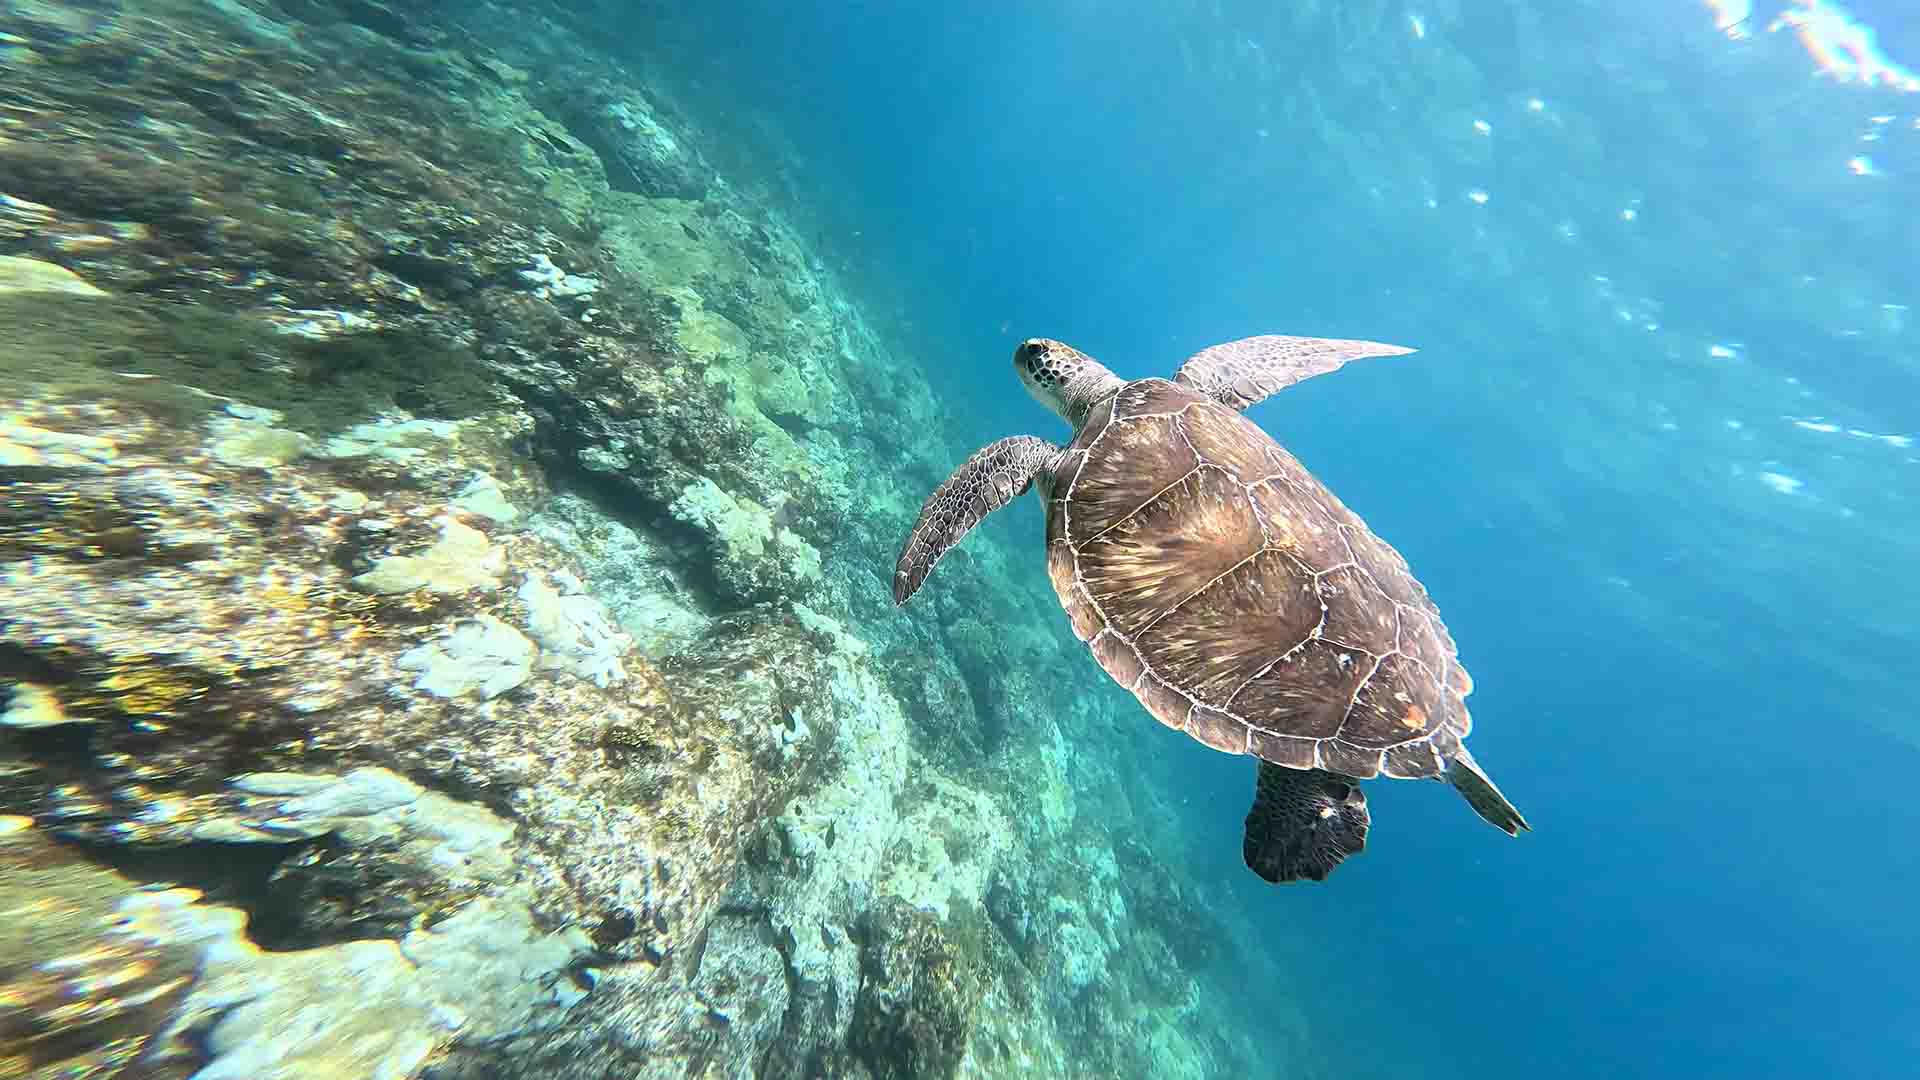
1014;339;1123;426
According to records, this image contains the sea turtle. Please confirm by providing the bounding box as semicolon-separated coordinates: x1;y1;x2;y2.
893;335;1528;883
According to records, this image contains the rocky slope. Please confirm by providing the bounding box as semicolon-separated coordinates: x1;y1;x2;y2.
0;2;1265;1077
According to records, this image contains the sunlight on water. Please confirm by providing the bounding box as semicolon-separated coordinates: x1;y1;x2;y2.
1772;0;1920;91
1788;416;1915;448
1707;0;1920;91
1706;0;1756;37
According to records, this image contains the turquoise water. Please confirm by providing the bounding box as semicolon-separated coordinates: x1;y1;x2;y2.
655;2;1919;1076
5;0;1915;1076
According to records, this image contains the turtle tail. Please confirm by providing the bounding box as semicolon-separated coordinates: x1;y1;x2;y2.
1445;749;1530;835
1241;762;1369;884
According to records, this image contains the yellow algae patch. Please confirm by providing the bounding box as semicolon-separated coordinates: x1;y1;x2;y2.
0;415;117;468
0;254;107;296
207;414;314;468
663;285;749;360
351;516;505;595
1;683;74;728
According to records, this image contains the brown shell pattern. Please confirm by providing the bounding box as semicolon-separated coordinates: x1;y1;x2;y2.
1045;379;1469;780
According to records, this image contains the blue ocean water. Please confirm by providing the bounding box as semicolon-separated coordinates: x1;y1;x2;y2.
657;2;1919;1076
8;0;1914;1075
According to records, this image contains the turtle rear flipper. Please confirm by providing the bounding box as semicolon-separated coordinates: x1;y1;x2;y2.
1242;762;1370;883
1444;749;1529;835
893;435;1061;605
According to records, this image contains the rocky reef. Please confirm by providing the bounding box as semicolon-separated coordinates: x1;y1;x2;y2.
1;2;1265;1077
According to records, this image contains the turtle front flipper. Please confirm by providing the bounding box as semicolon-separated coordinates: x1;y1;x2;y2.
1173;334;1415;411
893;435;1062;605
1242;762;1370;883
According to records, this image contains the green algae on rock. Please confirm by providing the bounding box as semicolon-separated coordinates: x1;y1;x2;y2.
0;292;499;437
0;1;1270;1077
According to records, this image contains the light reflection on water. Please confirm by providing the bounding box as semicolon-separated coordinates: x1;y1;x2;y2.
1705;0;1919;91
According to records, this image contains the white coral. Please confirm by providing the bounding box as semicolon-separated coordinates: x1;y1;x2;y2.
518;570;631;688
519;252;599;301
669;477;821;592
397;615;535;699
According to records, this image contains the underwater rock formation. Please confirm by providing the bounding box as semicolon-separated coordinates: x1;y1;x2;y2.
564;94;716;200
0;816;589;1079
0;1;1263;1077
850;898;988;1080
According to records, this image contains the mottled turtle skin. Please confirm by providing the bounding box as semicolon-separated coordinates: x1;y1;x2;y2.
1042;377;1472;781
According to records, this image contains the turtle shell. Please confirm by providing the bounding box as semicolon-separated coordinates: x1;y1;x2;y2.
1044;378;1472;781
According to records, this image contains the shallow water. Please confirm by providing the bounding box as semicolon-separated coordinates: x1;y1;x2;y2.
2;2;1914;1078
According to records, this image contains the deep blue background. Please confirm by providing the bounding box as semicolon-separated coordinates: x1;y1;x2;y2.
646;1;1919;1075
